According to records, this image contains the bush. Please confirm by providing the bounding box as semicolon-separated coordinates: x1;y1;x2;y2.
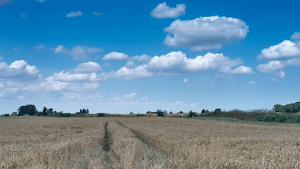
3;114;10;117
146;111;153;114
55;113;71;117
256;113;291;123
263;115;276;122
188;110;197;117
156;109;165;117
98;113;106;117
135;114;147;117
276;115;287;122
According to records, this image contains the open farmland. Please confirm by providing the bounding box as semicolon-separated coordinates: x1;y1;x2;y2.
1;116;300;168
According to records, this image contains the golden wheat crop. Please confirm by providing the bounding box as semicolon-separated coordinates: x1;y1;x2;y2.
118;117;300;168
0;116;107;169
2;116;300;169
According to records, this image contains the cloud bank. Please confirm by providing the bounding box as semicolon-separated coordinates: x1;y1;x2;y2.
164;16;249;51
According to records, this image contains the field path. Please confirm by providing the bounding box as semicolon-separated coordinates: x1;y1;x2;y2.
105;121;173;169
101;121;118;168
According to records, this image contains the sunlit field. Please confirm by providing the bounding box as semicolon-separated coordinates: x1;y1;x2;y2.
1;116;300;168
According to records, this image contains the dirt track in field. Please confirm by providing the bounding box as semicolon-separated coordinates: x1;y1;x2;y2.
102;122;112;152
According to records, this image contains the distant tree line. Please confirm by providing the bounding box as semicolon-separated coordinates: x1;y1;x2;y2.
274;102;300;113
0;104;90;116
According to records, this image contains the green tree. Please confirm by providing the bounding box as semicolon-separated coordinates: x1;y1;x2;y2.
11;112;17;116
48;108;53;115
18;104;37;116
188;110;197;117
42;107;48;116
274;104;284;112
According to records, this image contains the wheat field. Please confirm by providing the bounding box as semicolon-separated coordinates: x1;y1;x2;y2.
1;116;300;168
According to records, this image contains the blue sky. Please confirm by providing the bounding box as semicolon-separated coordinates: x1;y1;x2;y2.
1;0;300;114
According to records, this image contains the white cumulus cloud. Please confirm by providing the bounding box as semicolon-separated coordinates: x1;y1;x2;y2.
0;60;39;80
47;72;98;82
114;65;152;80
257;58;300;78
164;16;249;51
103;51;128;60
54;45;67;54
124;61;135;68
74;62;102;73
148;51;244;74
257;60;285;74
150;2;186;19
291;32;300;40
54;45;102;60
183;78;188;83
66;11;82;18
131;54;151;63
258;40;300;60
219;66;252;74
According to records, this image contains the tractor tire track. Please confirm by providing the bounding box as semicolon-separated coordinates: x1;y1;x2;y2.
116;121;173;168
101;121;117;168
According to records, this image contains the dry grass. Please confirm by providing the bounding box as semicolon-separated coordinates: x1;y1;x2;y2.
0;116;106;169
118;117;300;168
2;116;300;168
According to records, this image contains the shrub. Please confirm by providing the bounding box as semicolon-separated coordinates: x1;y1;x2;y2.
263;115;276;122
3;114;10;117
135;114;147;117
156;109;165;117
55;113;71;117
275;115;287;122
296;116;300;123
98;113;106;117
146;111;153;114
256;115;265;121
188;110;197;117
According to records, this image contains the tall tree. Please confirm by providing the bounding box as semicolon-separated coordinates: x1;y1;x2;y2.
18;105;37;116
42;107;48;116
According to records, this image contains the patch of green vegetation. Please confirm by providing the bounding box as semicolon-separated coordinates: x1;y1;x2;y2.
256;113;300;123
